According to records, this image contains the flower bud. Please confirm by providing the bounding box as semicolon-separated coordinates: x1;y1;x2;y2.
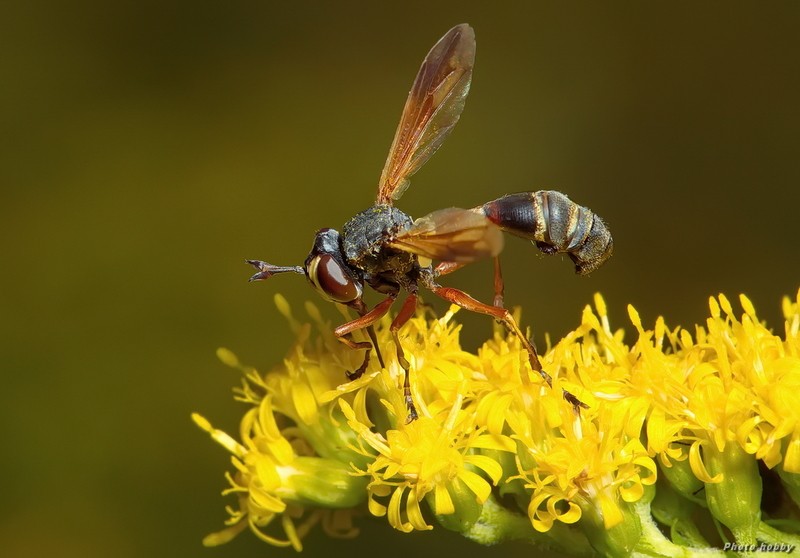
659;456;704;502
286;456;368;508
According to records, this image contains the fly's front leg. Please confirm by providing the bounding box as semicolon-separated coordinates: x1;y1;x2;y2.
335;335;373;381
428;285;587;411
389;293;419;422
335;295;395;380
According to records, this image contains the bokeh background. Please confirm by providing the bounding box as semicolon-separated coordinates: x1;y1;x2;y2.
1;2;798;557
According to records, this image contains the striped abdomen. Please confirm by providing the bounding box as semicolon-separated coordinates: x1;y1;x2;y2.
475;191;613;275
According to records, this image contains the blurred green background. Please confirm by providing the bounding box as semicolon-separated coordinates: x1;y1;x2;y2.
1;2;798;557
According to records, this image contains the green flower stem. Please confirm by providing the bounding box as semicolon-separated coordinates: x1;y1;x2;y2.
632;501;725;557
703;443;761;546
650;476;711;549
461;496;594;556
755;521;800;551
777;467;800;510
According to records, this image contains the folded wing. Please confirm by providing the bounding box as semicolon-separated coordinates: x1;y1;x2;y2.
388;207;503;263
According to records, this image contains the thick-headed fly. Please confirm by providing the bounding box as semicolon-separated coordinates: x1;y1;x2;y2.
247;24;613;422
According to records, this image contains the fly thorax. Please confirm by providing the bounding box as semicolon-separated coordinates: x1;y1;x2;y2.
341;204;415;274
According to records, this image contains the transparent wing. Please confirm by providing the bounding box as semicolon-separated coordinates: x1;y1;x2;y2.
388;208;503;263
377;24;475;204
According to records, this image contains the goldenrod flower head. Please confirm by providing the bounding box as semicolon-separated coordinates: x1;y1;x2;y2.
339;394;512;533
195;289;800;555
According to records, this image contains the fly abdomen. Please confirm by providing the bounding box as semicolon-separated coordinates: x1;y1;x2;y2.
476;191;613;275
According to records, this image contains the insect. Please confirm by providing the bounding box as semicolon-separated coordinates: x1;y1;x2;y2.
247;24;613;421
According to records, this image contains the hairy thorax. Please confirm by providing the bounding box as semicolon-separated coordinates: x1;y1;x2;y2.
341;204;417;277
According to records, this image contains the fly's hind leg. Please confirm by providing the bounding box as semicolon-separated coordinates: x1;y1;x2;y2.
427;284;587;411
390;293;420;422
436;258;505;309
490;256;515;335
335;296;395;380
492;257;505;309
434;261;467;278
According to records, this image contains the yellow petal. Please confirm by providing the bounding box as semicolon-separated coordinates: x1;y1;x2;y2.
689;441;723;483
368;492;388;517
784;436;800;473
281;514;303;552
619;477;644;502
407;489;433;530
559;501;582;524
597;490;623;529
249;486;286;514
469;434;516;452
292;381;319;425
202;521;248;546
464;454;503;484
433;483;455;515
388;487;413;533
547;495;581;524
459;469;491;503
353;386;374;427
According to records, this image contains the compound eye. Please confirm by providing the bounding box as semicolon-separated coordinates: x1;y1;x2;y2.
307;254;362;303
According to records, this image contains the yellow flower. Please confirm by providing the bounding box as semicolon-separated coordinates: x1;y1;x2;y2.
500;297;658;534
339;392;513;533
194;289;800;555
192;395;366;550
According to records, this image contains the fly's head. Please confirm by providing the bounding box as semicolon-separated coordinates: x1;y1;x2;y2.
246;228;363;305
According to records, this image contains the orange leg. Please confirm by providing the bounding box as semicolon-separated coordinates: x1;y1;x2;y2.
364;324;385;369
493;257;505;309
389;293;419;422
428;285;586;410
428;261;468;319
335;295;395;380
436;258;505;309
434;261;467;277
